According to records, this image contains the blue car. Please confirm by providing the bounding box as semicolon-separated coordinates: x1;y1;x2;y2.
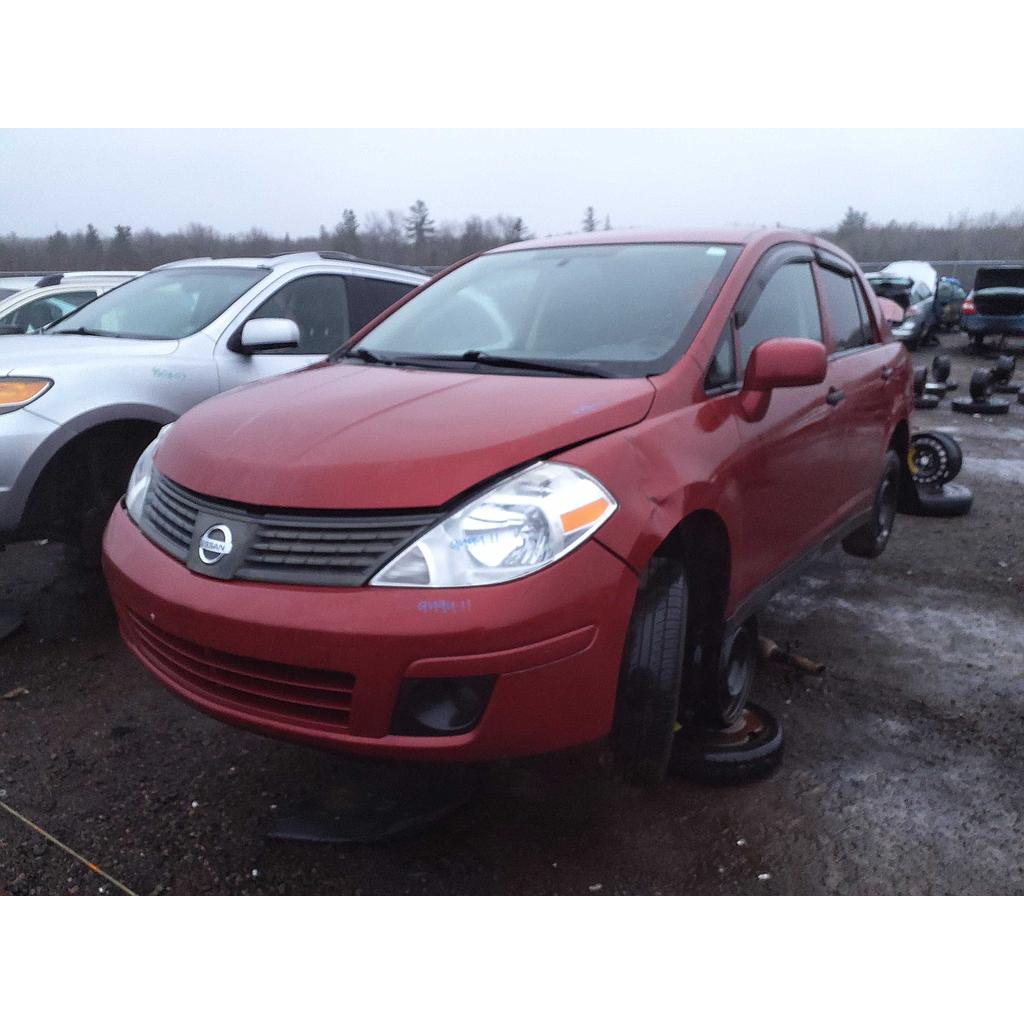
961;266;1024;351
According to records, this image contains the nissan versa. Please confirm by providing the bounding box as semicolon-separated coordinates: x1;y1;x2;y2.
103;230;912;786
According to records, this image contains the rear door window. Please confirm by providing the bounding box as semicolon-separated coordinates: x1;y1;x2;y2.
738;261;822;373
818;268;871;351
346;276;418;334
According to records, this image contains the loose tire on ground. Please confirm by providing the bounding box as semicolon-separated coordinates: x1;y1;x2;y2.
670;702;783;785
913;482;974;518
908;431;963;486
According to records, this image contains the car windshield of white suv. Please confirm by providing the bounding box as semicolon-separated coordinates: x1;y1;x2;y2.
45;266;268;340
343;243;741;378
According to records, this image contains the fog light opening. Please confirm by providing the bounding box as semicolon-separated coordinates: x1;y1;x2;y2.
391;675;496;737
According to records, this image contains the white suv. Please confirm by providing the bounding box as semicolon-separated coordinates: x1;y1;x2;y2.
0;252;426;560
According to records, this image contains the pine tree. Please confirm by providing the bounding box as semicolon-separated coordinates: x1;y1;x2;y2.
109;225;136;268
582;207;598;232
405;200;435;248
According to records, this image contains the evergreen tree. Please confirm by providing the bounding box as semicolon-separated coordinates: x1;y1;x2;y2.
582;206;598;232
405;200;435;248
109;225;136;268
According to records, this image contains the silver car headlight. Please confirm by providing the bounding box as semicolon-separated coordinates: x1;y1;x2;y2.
124;424;173;525
371;462;617;588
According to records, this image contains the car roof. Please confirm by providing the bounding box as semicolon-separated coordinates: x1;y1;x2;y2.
153;251;428;277
488;227;838;255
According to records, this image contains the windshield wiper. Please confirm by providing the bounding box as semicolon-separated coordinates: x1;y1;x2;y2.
456;350;608;377
339;347;389;364
48;326;122;337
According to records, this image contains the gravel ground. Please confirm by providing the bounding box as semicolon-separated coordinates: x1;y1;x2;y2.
1;336;1022;895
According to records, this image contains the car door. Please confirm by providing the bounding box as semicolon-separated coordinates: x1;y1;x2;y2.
719;248;841;589
813;256;893;517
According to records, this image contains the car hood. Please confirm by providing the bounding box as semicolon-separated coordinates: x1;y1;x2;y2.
157;362;657;509
0;335;179;374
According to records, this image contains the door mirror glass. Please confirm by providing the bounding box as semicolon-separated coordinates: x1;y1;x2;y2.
743;337;827;391
235;317;300;353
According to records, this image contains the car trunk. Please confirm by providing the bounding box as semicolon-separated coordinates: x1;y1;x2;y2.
973;267;1024;316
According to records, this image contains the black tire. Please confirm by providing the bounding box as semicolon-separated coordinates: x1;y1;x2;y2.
923;382;947;397
993;354;1016;383
843;450;900;558
951;397;1010;415
670;702;783;785
912;367;927;395
701;618;757;730
612;558;689;787
914;395;940;410
913;482;973;518
932;354;952;382
908;431;962;486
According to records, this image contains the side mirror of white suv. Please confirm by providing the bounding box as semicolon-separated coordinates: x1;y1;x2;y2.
233;317;300;353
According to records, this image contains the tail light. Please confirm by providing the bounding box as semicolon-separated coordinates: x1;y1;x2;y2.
961;294;976;315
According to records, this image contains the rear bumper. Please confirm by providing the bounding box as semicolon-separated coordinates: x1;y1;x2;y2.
103;504;638;762
961;313;1024;337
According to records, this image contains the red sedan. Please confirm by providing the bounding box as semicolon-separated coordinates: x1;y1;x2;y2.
104;229;911;786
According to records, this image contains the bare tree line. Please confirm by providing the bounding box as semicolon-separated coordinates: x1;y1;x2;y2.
2;202;1022;272
824;207;1024;263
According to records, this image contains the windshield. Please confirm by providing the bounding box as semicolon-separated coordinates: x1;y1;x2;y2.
45;266;268;340
350;243;741;377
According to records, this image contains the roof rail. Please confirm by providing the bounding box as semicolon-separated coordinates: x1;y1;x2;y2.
35;273;64;287
261;250;427;274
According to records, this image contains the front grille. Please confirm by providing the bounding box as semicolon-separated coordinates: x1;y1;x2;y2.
139;471;437;586
123;608;356;731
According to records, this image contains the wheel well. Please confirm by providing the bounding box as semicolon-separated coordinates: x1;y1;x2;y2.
20;419;163;543
889;419;909;459
889;419;912;494
653;509;731;644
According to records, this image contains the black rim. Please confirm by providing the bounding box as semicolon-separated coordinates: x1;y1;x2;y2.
877;469;897;542
717;626;755;725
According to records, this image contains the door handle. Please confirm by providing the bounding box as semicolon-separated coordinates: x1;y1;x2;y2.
826;387;846;406
881;366;893;380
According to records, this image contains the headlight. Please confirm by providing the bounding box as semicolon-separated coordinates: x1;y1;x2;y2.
372;462;617;588
894;317;919;335
124;424;173;525
0;377;52;414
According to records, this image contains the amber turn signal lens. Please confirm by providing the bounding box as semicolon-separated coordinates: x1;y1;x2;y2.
0;378;51;408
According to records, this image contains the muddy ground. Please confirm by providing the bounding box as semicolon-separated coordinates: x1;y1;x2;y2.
1;337;1022;895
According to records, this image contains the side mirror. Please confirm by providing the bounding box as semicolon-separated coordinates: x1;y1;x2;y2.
232;317;300;353
743;337;827;392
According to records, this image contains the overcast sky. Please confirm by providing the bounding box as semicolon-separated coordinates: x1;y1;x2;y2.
2;128;1021;238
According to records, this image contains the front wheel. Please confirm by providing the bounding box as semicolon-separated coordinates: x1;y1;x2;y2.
842;450;901;558
612;558;689;787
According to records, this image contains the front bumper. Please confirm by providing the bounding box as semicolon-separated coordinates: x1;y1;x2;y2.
103;505;639;761
961;313;1024;338
0;407;61;539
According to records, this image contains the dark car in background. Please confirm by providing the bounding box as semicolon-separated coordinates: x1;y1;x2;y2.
961;266;1024;350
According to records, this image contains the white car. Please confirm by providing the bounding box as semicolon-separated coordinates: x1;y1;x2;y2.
0;251;427;560
0;272;140;334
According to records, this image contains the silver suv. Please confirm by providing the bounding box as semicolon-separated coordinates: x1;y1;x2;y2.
0;252;426;559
